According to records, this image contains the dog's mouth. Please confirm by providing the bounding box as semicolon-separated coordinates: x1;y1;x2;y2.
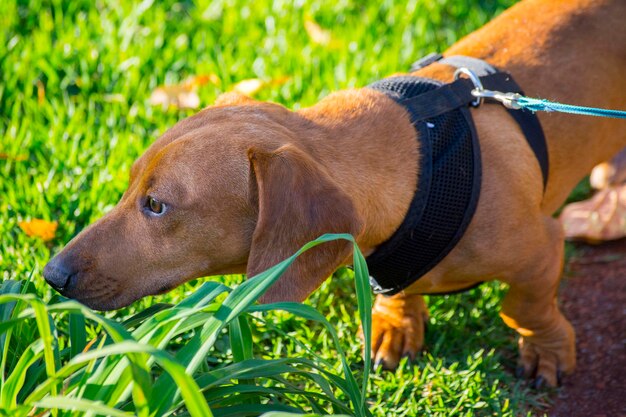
58;273;188;311
155;282;177;295
43;246;215;311
44;265;129;311
66;285;143;311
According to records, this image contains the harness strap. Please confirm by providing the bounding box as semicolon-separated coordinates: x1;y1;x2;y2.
367;75;481;295
410;54;550;189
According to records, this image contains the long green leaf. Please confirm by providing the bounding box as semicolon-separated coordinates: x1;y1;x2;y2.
0;340;44;409
34;396;135;417
31;340;213;417
249;303;363;415
229;315;253;363
351;241;372;406
260;413;351;417
68;313;86;358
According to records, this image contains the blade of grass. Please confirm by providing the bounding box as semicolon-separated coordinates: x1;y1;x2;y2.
0;280;23;392
229;314;255;404
66;340;213;417
0;299;152;413
27;297;59;417
250;303;365;416
229;315;253;363
34;396;135;417
0;340;44;409
68;313;86;358
210;403;303;417
260;413;351;417
351;243;372;404
192;358;352;413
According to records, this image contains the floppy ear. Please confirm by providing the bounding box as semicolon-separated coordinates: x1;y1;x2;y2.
247;143;364;303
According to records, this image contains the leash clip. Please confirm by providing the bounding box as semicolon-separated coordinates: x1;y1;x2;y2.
454;67;523;110
471;89;523;110
454;67;484;107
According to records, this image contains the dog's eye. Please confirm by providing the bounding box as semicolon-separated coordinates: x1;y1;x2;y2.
146;196;166;215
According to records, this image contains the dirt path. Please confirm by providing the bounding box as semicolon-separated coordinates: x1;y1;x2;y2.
548;239;626;417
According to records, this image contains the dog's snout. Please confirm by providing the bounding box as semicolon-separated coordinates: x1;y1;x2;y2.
43;256;74;292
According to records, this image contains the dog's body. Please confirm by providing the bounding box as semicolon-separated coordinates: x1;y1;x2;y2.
44;0;626;388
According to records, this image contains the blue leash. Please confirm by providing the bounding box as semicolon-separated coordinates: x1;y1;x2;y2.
470;88;626;119
515;96;626;119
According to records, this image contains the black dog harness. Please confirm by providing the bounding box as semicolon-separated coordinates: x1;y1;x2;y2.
365;54;549;295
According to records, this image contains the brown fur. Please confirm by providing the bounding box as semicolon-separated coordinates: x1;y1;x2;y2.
45;0;626;387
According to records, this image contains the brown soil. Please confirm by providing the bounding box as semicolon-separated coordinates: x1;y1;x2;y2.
548;239;626;417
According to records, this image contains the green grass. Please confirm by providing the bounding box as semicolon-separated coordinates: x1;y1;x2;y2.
0;0;562;415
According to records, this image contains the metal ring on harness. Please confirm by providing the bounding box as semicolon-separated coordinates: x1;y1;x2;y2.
454;67;483;107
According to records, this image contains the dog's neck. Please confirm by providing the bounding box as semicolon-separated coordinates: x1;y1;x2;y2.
295;88;420;252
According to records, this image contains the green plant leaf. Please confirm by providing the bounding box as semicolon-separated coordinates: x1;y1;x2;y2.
34;396;135;417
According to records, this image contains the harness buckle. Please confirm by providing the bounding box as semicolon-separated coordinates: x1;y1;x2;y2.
454;67;484;107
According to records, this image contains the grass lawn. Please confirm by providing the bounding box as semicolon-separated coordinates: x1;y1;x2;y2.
0;0;566;415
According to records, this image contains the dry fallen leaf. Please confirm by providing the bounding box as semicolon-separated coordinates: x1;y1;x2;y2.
232;78;265;96
0;153;28;161
150;86;200;110
194;74;221;86
36;79;45;105
304;18;332;45
232;77;289;97
560;184;626;243
149;74;220;110
589;147;626;190
19;219;58;241
82;337;99;353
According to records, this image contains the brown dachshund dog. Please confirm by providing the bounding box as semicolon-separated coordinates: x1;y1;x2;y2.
44;0;626;388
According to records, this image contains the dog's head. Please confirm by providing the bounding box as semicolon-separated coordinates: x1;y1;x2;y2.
44;95;363;310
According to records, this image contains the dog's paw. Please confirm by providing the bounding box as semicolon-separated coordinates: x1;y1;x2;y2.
515;317;576;388
365;293;429;370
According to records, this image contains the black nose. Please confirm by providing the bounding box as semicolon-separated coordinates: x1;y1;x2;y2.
43;256;74;291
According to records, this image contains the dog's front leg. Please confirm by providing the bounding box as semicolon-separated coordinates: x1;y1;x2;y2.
368;292;429;369
500;218;576;388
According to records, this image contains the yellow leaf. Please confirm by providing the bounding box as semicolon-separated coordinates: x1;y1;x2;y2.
150;86;200;110
148;74;219;110
192;74;221;86
19;219;57;241
304;19;332;45
36;79;45;105
0;153;27;161
269;76;290;87
82;337;99;353
232;78;266;96
231;77;289;97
